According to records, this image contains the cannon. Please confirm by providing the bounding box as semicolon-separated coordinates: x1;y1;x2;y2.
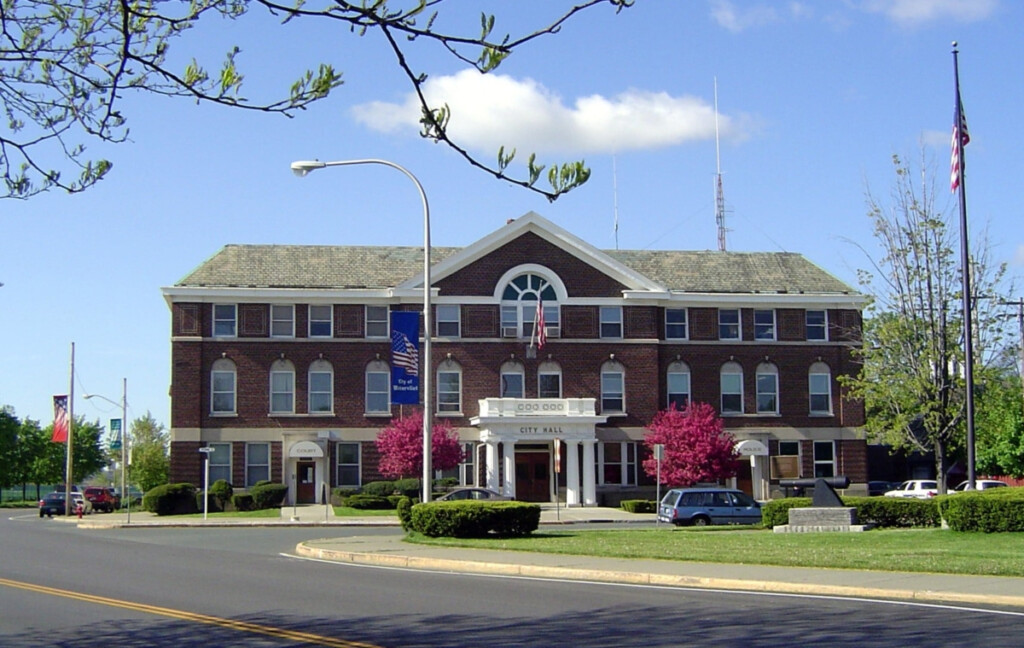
778;476;850;507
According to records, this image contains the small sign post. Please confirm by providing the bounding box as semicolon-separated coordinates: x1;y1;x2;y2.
198;447;214;520
654;444;664;526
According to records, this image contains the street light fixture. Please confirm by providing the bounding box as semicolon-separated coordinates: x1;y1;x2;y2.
291;158;433;503
84;377;130;523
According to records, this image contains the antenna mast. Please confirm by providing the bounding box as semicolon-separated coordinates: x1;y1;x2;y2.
714;78;728;252
613;155;620;250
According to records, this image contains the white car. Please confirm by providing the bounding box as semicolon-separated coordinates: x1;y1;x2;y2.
953;479;1008;492
884;480;938;499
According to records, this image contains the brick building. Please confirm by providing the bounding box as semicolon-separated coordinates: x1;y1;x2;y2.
162;212;868;505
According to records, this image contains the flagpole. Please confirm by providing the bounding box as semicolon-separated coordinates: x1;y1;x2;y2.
952;41;977;490
65;342;75;515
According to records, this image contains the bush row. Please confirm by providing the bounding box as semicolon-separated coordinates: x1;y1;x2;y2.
143;480;288;516
620;499;657;514
403;499;541;537
938;489;1024;532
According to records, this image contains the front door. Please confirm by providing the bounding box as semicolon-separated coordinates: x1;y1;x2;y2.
514;452;550;502
296;461;316;504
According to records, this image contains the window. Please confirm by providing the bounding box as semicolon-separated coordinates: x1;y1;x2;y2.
336;442;361;487
754;310;775;341
806;310;827;341
365;360;390;414
814;441;835;478
718;309;740;340
245;442;270;487
365;305;388;338
809;362;833;415
771;440;800;480
269;360;295;414
437;362;462;414
601;361;625;414
308;360;333;414
500;272;558;338
720;362;743;414
600;306;623;339
500;361;524;398
309;305;333;337
667;361;691;410
207;442;231;483
665;308;688;340
436;304;461;337
756;363;779;414
210;359;236;414
270;305;294;338
440;443;475;486
213;304;236;337
598;442;637;486
538;361;562;398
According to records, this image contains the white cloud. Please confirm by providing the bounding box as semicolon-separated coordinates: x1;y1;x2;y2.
351;70;751;155
709;0;780;32
859;0;998;25
1015;244;1024;266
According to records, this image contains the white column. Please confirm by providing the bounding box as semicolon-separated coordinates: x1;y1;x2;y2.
502;440;516;499
485;441;500;491
582;440;597;506
565;440;581;506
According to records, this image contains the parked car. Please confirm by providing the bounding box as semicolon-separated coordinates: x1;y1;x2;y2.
436;488;510;501
39;492;67;517
884;480;938;499
868;480;899;496
952;479;1008;492
84;486;120;512
658;487;762;526
71;492;92;514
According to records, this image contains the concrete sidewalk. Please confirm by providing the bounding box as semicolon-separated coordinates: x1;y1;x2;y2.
71;505;1024;609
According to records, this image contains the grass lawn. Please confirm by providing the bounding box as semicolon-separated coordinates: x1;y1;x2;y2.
408;527;1024;577
332;506;398;518
176;508;282;519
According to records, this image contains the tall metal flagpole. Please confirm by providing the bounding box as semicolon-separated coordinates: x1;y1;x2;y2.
952;42;977;490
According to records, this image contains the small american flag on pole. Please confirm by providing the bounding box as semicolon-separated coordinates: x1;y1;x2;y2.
536;298;547;350
52;395;69;443
391;330;419;376
950;89;969;193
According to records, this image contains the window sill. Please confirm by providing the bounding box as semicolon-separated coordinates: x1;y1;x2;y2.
364;412;393;419
268;412;297;417
437;411;464;418
210;412;237;417
809;412;834;417
308;412;335;417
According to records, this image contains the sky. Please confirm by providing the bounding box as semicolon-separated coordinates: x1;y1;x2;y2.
2;0;1022;431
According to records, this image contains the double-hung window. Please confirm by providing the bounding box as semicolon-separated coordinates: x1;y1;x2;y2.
809;362;833;415
756;363;779;414
270;360;295;414
213;304;236;337
500;362;525;398
309;305;333;337
665;308;688;340
720;362;743;414
667;361;691;410
365;361;390;415
814;441;836;478
719;309;740;340
601;362;625;414
308;360;333;414
365;306;388;338
245;442;270;487
753;310;775;341
538;362;562;398
436;304;461;337
806;310;827;341
211;359;236;414
336;443;361;487
270;305;294;337
437;363;462;414
207;442;232;483
600;306;623;339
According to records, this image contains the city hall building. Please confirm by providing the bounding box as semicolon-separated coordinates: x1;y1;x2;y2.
163;212;868;505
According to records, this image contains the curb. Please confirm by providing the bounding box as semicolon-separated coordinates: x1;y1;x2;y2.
293;542;1024;609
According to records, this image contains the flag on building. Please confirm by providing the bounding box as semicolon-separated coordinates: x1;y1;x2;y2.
52;395;69;443
536;298;547;350
950;89;969;193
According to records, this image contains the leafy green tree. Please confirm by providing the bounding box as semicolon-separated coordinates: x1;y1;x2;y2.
975;369;1024;478
844;153;1013;492
2;1;632;200
0;408;19;490
129;413;169;493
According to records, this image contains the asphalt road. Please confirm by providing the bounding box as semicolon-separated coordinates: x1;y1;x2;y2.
2;510;1022;647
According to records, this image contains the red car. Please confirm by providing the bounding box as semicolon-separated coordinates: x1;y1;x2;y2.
84;486;120;513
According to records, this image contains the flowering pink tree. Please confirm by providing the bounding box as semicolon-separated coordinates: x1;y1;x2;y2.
376;410;464;479
642;402;740;486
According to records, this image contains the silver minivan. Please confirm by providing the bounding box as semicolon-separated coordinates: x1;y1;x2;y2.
658;487;762;526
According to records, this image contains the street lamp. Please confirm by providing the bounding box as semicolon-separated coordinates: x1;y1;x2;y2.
291;159;433;503
84;377;130;523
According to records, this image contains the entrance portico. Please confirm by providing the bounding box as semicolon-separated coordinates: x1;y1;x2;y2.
471;398;607;506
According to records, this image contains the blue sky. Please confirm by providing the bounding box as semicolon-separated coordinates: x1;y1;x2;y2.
2;0;1021;429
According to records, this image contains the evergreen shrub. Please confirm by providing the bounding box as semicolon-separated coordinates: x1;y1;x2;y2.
143;483;199;516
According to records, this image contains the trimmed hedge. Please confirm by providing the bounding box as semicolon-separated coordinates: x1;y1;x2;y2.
409;501;541;537
938;488;1024;532
250;482;288;509
343;494;394;510
397;496;413;531
143;483;199;516
232;493;255;511
361;481;397;497
761;496;940;529
620;499;657;514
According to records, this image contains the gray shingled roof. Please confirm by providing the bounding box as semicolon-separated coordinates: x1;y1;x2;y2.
177;244;855;295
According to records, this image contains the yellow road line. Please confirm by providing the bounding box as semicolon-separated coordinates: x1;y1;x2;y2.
0;577;384;648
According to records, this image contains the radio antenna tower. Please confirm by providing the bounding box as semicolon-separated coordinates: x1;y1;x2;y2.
613;155;620;250
714;78;729;251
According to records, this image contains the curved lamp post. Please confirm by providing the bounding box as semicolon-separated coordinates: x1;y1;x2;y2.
291;159;433;503
84;377;130;523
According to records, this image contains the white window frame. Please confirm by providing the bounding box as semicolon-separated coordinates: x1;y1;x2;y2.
436;304;461;338
600;306;623;339
720;362;743;415
207;442;232;483
600;361;625;415
365;361;391;415
365;305;389;339
211;359;236;415
755;363;779;414
665;308;688;340
806;309;828;341
719;308;740;340
309;304;334;338
538;361;562;399
754;309;776;341
500;272;559;338
500;361;525;398
308;360;334;415
809;362;833;415
269;360;295;414
213;304;237;338
336;442;361;488
437;362;462;415
440;442;475;486
813;440;836;478
245;442;270;487
596;441;638;486
270;304;295;338
667;361;691;410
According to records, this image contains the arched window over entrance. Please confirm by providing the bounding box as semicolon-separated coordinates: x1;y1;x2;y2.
499;272;560;338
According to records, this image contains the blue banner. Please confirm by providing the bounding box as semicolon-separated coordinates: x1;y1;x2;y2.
390;311;420;404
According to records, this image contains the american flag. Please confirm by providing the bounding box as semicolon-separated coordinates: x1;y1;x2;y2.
52;395;69;443
950;90;969;193
391;330;419;376
536;298;547;350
